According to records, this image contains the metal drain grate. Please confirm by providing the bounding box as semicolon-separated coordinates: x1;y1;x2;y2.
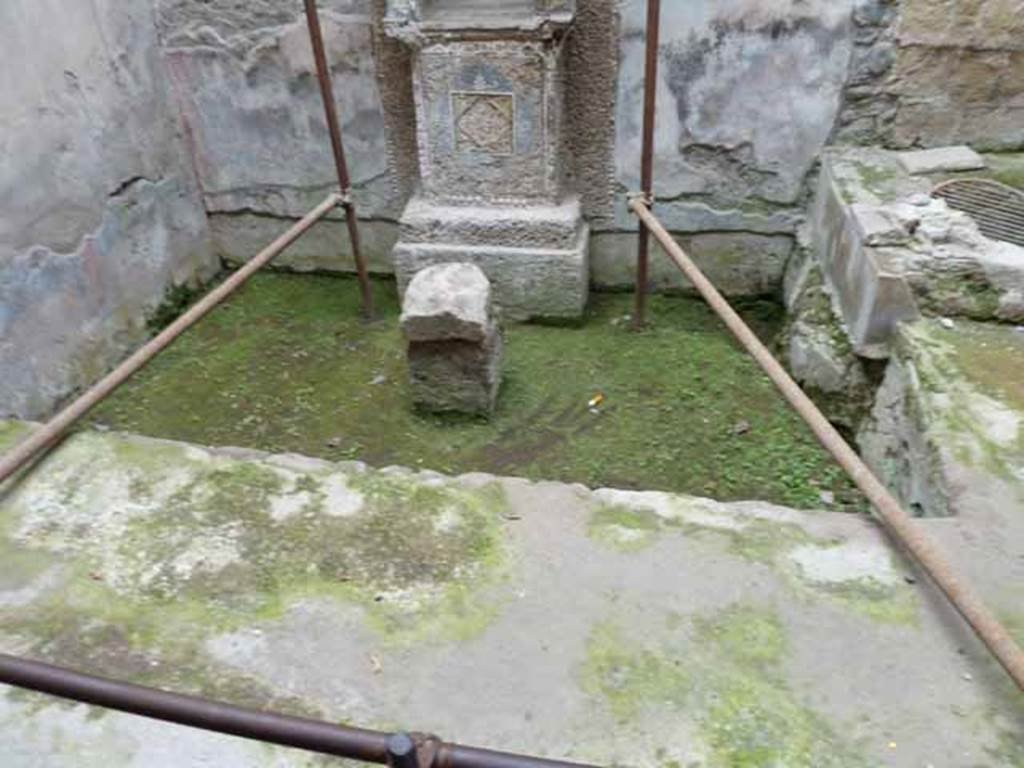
931;178;1024;247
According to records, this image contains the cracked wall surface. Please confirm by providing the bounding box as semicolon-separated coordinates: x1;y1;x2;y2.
155;0;402;272
600;0;860;295
0;0;217;420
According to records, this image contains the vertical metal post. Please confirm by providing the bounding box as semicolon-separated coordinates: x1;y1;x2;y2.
303;0;375;319
633;0;661;330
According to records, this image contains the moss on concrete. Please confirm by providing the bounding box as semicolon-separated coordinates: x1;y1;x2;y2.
851;159;903;198
956;152;1024;192
586;504;661;552
913;270;1003;321
578;622;689;721
85;274;857;509
579;605;868;766
899;319;1024;478
806;576;917;626
0;419;31;453
586;495;916;624
0;437;513;719
987;726;1024;768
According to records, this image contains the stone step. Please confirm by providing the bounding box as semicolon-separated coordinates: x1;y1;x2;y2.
0;421;1019;766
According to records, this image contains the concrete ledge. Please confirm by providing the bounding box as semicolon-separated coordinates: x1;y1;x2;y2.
811;147;1024;358
398;196;584;250
394;226;589;322
0;420;1018;765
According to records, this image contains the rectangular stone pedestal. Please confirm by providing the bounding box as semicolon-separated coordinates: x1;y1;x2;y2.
385;7;588;322
394;195;588;321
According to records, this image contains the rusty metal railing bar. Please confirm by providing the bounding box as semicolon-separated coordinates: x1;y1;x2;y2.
629;197;1024;692
0;194;341;487
0;653;600;768
303;0;375;319
632;0;660;330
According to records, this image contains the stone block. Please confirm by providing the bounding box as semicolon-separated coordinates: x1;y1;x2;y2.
897;146;986;175
810;146;1024;360
401;263;503;415
589;231;792;297
396;27;571;206
406;329;503;416
394;226;589;322
400;263;493;342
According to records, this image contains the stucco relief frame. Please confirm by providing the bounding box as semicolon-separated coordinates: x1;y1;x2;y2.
449;90;517;158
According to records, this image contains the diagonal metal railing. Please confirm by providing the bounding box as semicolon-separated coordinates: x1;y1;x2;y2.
628;197;1024;692
0;653;599;768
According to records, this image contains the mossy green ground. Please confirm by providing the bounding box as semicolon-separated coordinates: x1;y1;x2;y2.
87;274;857;508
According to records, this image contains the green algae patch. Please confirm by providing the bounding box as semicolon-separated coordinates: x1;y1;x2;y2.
0;438;515;723
578;605;868;767
971;152;1024;192
1;430;512;665
579;622;689;722
0;419;32;453
114;466;510;646
85;273;857;509
804;576;917;626
588;492;916;625
693;605;785;669
586;504;661;552
851;159;903;198
897;320;1024;478
987;726;1024;768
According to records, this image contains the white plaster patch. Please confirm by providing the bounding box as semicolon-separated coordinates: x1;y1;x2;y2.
0;565;66;609
169;524;243;581
605;526;650;546
183;445;212;462
268;490;313;522
967;394;1021;447
789;541;898;586
320;474;365;518
432;505;463;533
593;488;806;533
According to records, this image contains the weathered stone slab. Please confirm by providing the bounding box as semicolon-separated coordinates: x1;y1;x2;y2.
860;318;1024;521
400;263;493;342
810;146;1024;358
897;146;986;175
394;226;589;322
0;421;1020;765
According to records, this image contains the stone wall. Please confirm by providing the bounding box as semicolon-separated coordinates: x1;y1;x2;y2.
155;0;402;272
836;0;1024;151
143;0;1023;298
0;0;216;419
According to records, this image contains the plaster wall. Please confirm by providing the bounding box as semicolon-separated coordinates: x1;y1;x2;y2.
598;0;860;293
0;0;216;419
155;0;403;271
